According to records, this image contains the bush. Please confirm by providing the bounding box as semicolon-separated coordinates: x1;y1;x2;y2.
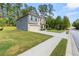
0;18;7;27
5;17;16;26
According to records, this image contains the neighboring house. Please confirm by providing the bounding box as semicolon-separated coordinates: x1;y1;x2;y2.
16;11;46;31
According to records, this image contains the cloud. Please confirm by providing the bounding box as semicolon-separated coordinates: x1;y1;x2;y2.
67;3;79;9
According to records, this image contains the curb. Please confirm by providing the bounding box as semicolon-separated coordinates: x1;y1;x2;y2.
66;32;72;56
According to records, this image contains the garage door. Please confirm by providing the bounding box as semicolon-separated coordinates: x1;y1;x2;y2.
28;24;40;31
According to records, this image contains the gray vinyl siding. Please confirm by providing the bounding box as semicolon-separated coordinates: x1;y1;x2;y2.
16;16;28;31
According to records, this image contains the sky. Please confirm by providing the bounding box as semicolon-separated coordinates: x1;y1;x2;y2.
27;3;79;23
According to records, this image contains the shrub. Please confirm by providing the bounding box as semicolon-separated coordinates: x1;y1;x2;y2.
0;18;7;27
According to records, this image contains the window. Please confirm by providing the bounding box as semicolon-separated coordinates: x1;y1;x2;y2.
35;18;37;21
31;16;32;21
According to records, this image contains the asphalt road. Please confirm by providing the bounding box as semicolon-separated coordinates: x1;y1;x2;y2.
70;29;79;50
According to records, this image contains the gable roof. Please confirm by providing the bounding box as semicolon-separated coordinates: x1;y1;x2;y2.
16;15;28;21
16;11;40;21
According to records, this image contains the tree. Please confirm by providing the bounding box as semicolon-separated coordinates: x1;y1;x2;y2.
46;16;54;29
14;3;23;19
63;16;70;29
55;16;62;30
24;3;28;9
21;4;28;16
38;4;48;30
4;3;15;26
21;5;38;16
47;4;54;16
38;4;48;17
73;19;79;29
5;3;11;17
0;3;5;17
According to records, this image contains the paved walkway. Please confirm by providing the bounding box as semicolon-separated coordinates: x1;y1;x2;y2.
18;31;68;56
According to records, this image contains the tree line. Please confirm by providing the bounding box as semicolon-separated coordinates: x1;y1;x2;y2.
46;16;70;30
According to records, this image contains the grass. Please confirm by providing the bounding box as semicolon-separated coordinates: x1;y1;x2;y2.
48;29;64;33
0;27;52;56
50;39;67;56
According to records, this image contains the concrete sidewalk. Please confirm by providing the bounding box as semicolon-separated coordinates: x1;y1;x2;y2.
66;32;72;56
18;32;68;56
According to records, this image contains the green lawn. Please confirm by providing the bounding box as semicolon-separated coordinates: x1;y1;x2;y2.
0;27;52;56
50;39;67;56
48;29;64;33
